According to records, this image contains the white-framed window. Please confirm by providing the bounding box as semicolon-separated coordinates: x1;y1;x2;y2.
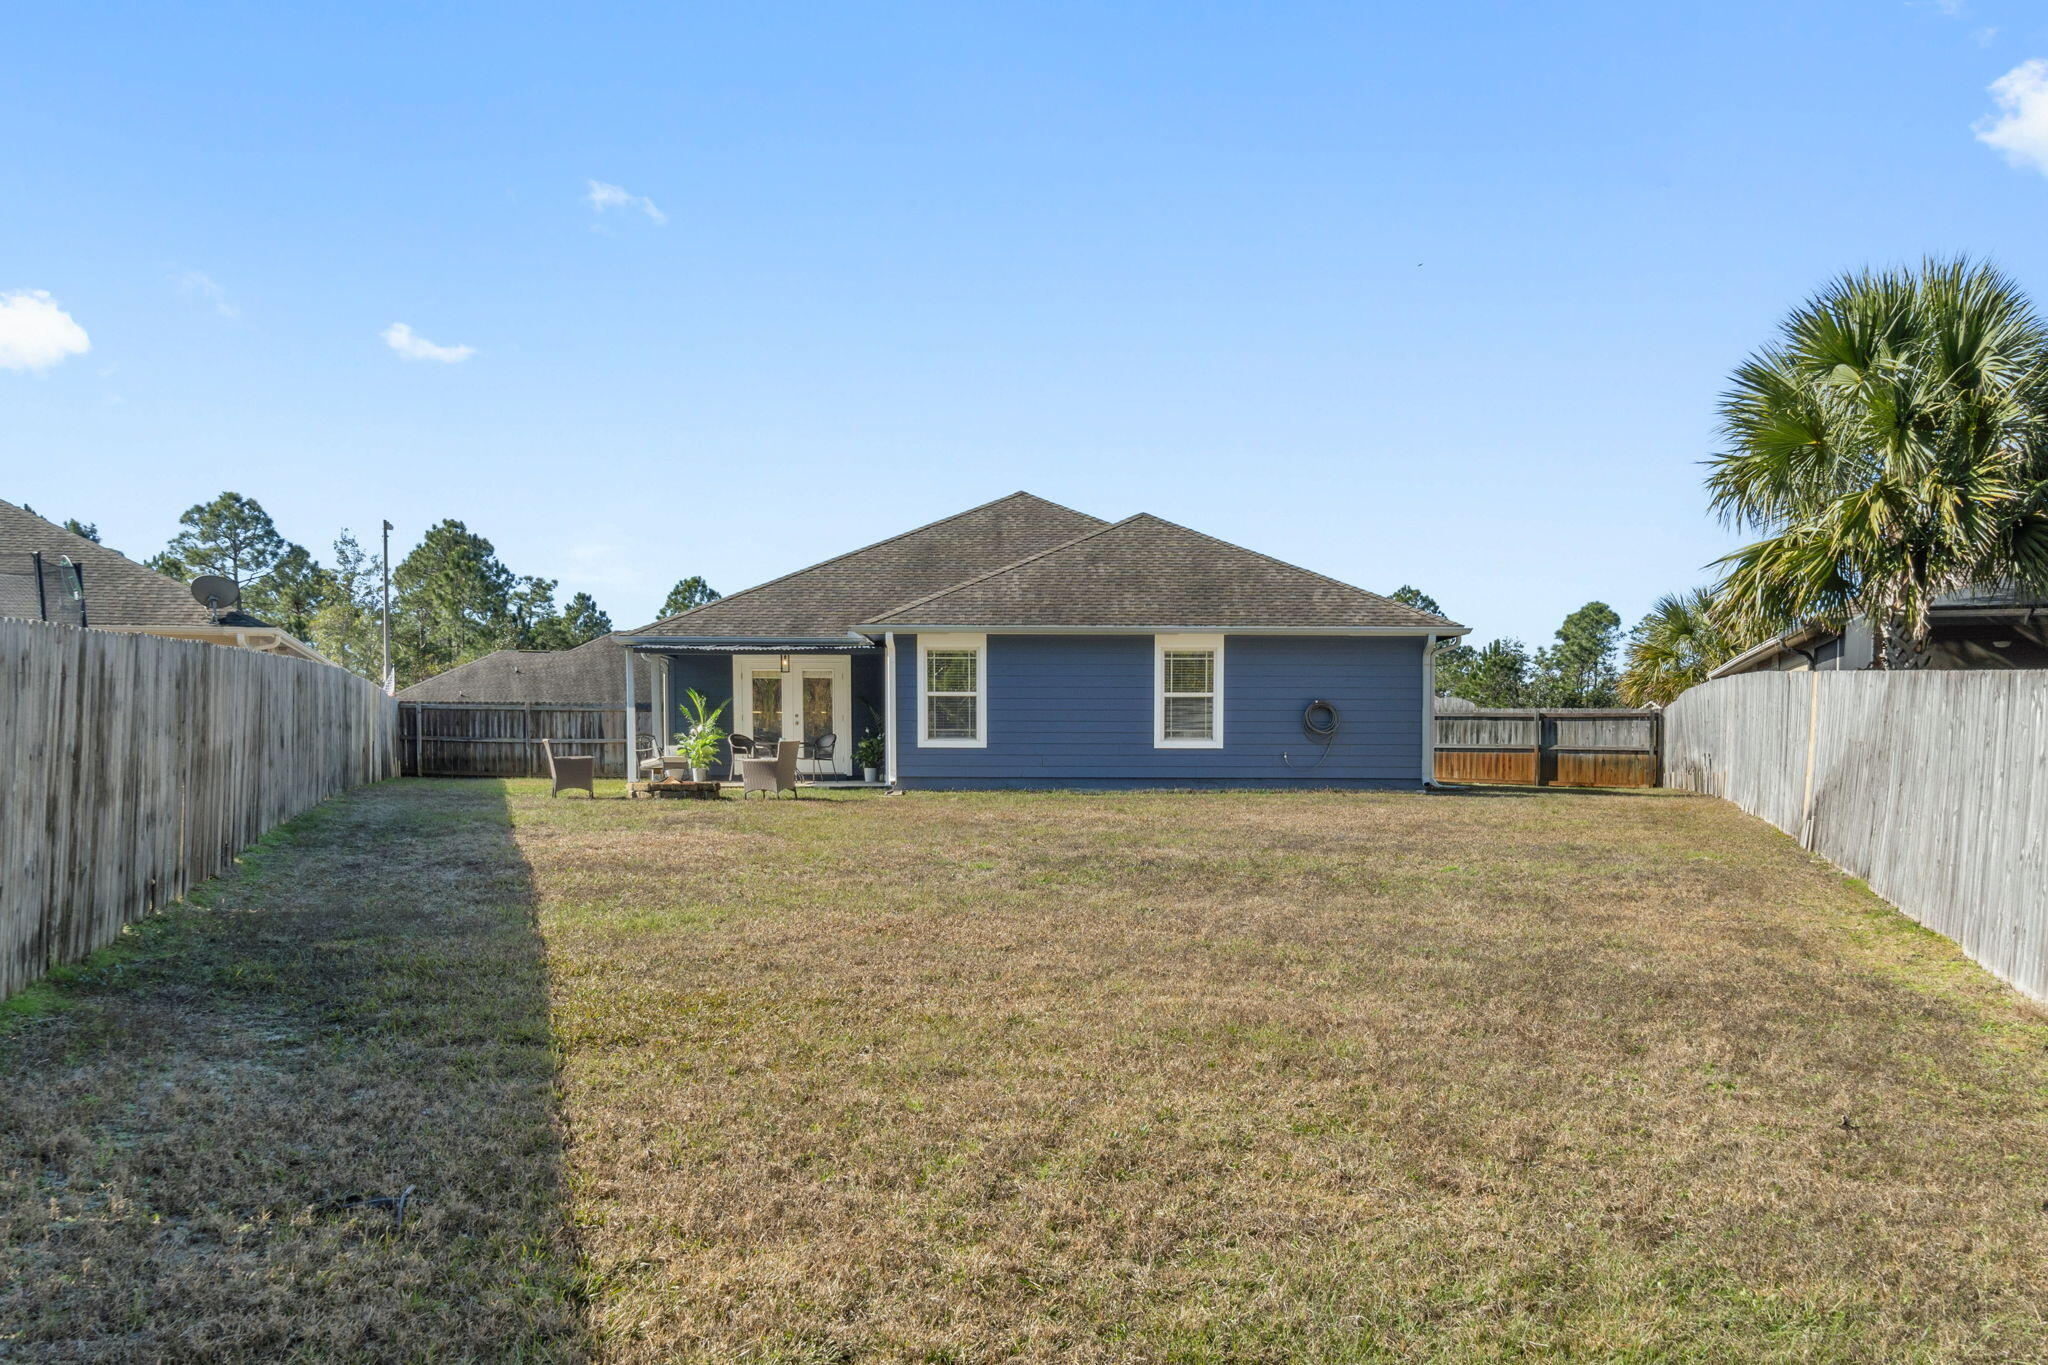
1155;633;1224;748
918;632;987;747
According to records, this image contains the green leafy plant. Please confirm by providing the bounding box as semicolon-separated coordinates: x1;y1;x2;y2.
676;689;730;770
1620;587;1746;705
855;733;885;769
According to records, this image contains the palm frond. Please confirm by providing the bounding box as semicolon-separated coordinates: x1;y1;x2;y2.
1705;258;2048;649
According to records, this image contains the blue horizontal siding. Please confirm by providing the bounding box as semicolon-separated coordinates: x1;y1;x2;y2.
894;633;1425;790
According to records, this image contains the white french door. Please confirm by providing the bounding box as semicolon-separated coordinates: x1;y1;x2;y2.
730;655;854;776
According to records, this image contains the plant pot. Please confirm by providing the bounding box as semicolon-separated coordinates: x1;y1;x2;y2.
690;766;711;783
863;766;879;783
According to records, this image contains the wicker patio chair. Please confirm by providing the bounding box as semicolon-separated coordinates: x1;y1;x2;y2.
741;739;801;799
542;738;596;798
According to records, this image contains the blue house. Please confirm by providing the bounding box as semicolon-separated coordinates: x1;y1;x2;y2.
623;493;1465;790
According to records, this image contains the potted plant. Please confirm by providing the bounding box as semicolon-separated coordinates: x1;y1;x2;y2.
677;689;730;783
855;733;885;783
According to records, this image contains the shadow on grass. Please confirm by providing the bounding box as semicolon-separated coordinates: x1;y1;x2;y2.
0;778;587;1361
1428;782;1691;799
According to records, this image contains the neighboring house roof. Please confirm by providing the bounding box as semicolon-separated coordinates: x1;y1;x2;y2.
865;513;1467;632
0;498;275;631
627;492;1107;639
1707;586;2048;678
396;634;655;705
1706;621;1837;679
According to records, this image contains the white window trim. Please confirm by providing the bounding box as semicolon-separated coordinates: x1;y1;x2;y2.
1154;633;1224;749
917;632;987;748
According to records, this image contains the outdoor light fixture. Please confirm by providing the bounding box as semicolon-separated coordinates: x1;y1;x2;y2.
779;653;791;672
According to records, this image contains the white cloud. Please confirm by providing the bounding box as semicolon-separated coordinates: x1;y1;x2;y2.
1977;59;2048;174
586;179;667;225
174;270;239;319
0;290;91;372
381;322;475;363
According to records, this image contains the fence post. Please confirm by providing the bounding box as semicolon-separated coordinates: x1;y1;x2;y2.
1797;671;1821;848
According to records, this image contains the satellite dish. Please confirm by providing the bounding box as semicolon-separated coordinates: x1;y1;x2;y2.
189;575;240;613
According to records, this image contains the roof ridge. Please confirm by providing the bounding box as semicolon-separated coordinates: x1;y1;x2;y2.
865;510;1461;629
0;498;120;559
863;515;1141;624
626;491;1104;635
0;496;279;627
1109;513;1463;628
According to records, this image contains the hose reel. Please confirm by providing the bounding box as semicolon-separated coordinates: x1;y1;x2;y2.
1283;699;1341;769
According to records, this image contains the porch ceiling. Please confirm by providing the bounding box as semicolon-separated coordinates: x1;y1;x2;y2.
627;640;882;655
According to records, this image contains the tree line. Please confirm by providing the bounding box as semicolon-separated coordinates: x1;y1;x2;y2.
1389;587;1629;709
63;259;2048;711
36;491;721;688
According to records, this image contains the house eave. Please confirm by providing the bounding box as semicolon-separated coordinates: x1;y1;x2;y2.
91;622;330;664
860;623;1470;637
1706;622;1836;679
624;633;881;653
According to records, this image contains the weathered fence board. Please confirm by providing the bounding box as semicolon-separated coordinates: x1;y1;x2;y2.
397;701;651;778
0;620;397;999
1435;708;1660;788
1664;670;2048;1000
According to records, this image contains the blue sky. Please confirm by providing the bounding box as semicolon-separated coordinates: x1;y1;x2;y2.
9;2;2048;646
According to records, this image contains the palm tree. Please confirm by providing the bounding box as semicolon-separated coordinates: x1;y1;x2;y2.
1707;258;2048;665
1619;588;1742;705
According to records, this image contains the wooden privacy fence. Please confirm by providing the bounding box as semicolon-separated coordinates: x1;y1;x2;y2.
1665;670;2048;1001
1;619;397;1000
398;701;651;778
1435;708;1662;787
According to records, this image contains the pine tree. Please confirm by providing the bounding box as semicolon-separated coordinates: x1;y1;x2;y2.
308;530;387;681
390;520;517;684
659;576;721;617
241;543;331;639
1530;602;1623;707
1436;638;1533;707
557;592;612;644
164;492;288;591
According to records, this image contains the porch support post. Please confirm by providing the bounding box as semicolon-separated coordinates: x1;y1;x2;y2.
1420;633;1436;787
884;632;899;787
656;654;671;756
625;646;639;796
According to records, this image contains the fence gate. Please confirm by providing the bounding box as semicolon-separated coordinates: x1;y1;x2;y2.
1434;708;1661;788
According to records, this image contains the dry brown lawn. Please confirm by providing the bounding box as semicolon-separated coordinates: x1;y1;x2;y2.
6;779;2048;1362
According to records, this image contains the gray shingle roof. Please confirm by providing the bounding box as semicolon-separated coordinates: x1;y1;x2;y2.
395;634;655;704
627;492;1106;639
0;498;274;630
864;513;1466;631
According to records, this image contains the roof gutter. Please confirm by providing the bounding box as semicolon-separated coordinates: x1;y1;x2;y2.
855;624;1471;637
623;633;877;649
1706;621;1834;680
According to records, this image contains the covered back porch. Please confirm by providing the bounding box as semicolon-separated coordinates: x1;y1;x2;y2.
624;637;888;791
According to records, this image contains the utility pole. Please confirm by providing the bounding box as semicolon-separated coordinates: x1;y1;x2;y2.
381;520;394;693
